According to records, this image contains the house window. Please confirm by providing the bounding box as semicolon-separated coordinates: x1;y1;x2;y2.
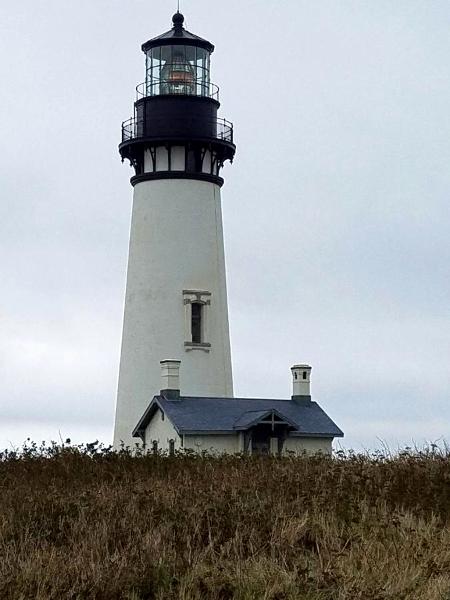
191;302;202;343
169;439;175;456
161;410;165;421
152;440;158;455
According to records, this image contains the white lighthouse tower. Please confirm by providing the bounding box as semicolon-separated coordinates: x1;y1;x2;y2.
114;12;236;447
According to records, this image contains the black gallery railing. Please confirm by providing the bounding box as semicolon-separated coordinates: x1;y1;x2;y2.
136;80;220;101
121;116;234;144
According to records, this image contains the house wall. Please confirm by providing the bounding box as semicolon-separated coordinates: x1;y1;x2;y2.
144;408;180;451
283;437;332;456
144;414;334;456
182;434;332;456
184;434;238;455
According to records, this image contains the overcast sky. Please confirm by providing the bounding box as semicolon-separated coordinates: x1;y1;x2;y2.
1;0;449;452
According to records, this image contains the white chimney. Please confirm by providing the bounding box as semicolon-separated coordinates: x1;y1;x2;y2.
291;364;312;398
160;360;181;398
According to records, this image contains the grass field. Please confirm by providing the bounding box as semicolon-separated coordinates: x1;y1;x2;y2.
1;443;450;599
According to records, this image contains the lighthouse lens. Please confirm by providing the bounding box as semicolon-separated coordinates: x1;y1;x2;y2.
161;49;195;95
146;45;211;97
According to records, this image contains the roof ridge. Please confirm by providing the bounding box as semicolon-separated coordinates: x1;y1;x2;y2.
176;396;305;401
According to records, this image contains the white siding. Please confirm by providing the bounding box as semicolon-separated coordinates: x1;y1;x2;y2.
155;146;169;171
171;146;185;170
144;149;154;172
202;149;212;174
144;408;180;451
283;437;332;456
184;434;238;455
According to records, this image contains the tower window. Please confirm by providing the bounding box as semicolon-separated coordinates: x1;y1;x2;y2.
186;148;203;173
191;302;202;343
183;290;211;352
303;371;307;380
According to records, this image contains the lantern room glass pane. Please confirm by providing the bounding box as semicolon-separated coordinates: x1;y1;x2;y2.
146;45;211;97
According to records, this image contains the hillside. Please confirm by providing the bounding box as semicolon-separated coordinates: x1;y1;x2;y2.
1;444;450;599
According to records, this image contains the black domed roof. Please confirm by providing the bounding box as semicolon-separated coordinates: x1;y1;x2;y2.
141;13;214;54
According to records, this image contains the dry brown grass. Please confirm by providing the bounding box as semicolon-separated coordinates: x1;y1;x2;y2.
1;443;450;599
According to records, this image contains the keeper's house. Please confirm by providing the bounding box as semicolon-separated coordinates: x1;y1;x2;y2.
132;361;343;456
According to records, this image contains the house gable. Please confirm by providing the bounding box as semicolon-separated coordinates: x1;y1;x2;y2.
233;409;299;431
142;402;181;452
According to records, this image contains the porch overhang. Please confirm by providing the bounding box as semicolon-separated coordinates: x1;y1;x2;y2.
233;409;299;431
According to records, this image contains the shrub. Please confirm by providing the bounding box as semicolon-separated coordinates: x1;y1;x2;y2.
1;443;450;599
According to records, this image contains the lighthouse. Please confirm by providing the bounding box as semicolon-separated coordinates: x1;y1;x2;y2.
114;12;236;448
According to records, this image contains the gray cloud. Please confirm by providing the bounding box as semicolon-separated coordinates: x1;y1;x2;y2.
1;0;449;451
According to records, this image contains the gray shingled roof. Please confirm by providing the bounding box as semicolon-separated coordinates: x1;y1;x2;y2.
133;396;344;439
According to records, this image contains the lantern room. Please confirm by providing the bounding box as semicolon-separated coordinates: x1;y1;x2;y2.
146;45;211;97
141;12;216;99
119;12;235;187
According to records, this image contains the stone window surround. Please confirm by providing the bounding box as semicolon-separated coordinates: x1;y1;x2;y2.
183;290;212;352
